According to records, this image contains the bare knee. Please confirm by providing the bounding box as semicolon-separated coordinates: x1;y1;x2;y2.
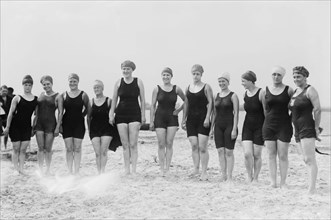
244;152;253;160
74;146;81;153
253;153;261;160
158;142;166;150
191;143;199;152
226;150;233;158
166;142;173;150
199;146;207;154
279;153;288;162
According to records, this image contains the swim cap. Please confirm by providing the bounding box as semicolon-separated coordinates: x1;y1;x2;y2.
40;75;53;84
241;70;257;83
22;75;33;85
271;66;286;76
218;72;230;83
191;64;204;74
293;66;309;78
162;67;173;76
68;73;79;81
94;80;104;89
121;60;136;71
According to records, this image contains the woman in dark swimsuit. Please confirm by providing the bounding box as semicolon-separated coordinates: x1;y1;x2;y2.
289;66;321;194
88;80;116;174
181;64;213;181
262;66;294;188
150;67;185;176
3;75;38;175
109;60;146;176
34;75;63;175
211;72;239;182
61;73;89;175
241;71;264;182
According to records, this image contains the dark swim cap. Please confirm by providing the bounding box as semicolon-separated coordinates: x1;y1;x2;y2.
162;67;173;76
242;70;257;83
121;60;136;71
293;66;309;78
22;75;33;85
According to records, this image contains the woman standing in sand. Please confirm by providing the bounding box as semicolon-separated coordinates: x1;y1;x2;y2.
150;67;186;176
211;72;239;182
109;60;146;175
61;73;90;175
289;66;321;194
88;80;118;174
34;75;63;175
3;75;38;175
262;66;294;188
181;64;213;181
241;71;264;182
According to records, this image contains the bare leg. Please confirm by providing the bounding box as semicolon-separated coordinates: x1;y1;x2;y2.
165;127;178;172
92;137;102;174
198;134;209;180
73;138;83;175
278;140;289;188
188;136;200;175
253;144;263;182
266;140;277;188
44;133;54;175
242;140;254;182
19;141;30;174
300;138;318;194
4;134;8;149
217;148;227;181
100;136;112;173
156;128;166;176
64;138;74;174
12;141;21;172
36;131;46;172
128;122;141;175
117;124;130;175
225;148;234;182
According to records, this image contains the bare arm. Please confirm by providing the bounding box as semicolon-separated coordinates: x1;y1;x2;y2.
173;86;186;115
109;80;120;125
54;93;64;136
210;94;217;136
181;87;189;130
86;98;93;132
261;88;267;117
149;86;158;131
138;78;146;124
203;84;214;128
307;86;322;140
231;93;240;139
81;92;90;117
3;95;20;135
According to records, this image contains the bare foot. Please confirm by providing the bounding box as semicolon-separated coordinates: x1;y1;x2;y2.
189;169;199;178
308;188;316;195
220;175;227;182
199;173;208;181
19;170;28;176
280;183;288;189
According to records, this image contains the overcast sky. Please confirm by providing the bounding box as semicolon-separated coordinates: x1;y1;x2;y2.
1;1;330;107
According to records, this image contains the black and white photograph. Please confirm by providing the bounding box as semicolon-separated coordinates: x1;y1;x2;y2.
0;0;330;219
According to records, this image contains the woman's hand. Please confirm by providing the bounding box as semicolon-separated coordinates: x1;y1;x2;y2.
54;127;60;137
149;122;155;131
109;116;115;125
181;120;187;130
203;118;210;128
231;129;237;140
173;108;180;116
141;115;146;125
3;127;9;136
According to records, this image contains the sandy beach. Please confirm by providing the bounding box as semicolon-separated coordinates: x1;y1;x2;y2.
1;129;330;219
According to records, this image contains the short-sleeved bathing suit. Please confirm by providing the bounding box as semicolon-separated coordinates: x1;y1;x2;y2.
214;92;237;149
242;89;265;145
289;85;316;142
62;91;86;139
154;85;179;128
89;97;116;139
115;78;141;124
262;86;293;142
9;96;38;142
186;84;210;137
35;92;58;133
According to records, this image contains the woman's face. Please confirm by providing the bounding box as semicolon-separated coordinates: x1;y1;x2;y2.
218;78;229;90
93;84;103;96
293;73;306;87
122;67;133;78
241;78;251;89
161;72;172;84
191;71;202;83
23;83;33;93
69;78;79;90
42;80;53;93
272;72;284;84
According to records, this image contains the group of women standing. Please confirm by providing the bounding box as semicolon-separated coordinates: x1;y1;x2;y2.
2;61;322;194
